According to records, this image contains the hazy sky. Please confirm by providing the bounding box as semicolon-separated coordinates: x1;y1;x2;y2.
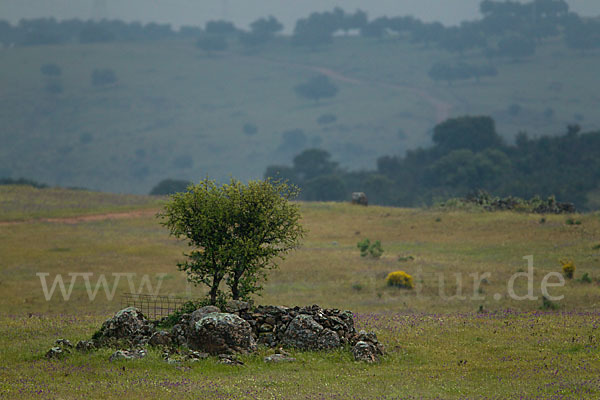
1;0;599;30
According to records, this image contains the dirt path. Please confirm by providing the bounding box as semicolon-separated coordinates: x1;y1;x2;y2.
0;208;159;227
242;55;453;123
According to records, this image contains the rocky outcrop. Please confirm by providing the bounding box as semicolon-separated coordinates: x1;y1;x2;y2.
93;307;154;346
189;312;256;355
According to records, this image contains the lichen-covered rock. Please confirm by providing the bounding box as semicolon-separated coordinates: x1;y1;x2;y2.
55;339;73;348
224;300;251;314
190;312;256;355
94;307;154;346
281;314;340;350
75;340;95;352
109;348;147;362
189;306;221;328
148;330;172;347
45;346;68;359
352;341;381;363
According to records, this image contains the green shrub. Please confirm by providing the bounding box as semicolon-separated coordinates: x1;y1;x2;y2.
357;238;383;258
578;272;592;283
386;271;414;289
541;295;559;310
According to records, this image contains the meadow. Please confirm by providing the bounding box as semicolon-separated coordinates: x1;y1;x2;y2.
1;35;599;194
1;186;600;398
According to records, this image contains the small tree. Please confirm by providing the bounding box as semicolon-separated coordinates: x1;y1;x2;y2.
294;75;339;103
159;178;305;305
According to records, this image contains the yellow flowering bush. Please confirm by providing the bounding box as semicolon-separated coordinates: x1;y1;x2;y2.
560;259;575;279
386;270;414;289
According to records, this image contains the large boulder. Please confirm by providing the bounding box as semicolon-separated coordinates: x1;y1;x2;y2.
93;307;154;346
189;306;221;328
189;312;256;355
281;314;340;350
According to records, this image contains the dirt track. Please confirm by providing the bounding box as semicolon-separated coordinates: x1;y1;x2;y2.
0;209;159;226
243;55;452;123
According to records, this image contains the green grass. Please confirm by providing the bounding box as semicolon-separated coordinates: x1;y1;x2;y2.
1;189;600;398
1;36;599;194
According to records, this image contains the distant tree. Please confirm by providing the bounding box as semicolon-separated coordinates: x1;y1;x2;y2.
40;63;62;77
294;75;339;103
240;16;283;48
292;148;338;181
432;116;502;153
292;11;338;48
564;17;600;51
79;24;115;43
263;165;299;185
179;25;203;38
196;34;228;54
205;20;237;35
250;16;283;37
91;68;117;86
302;175;347;201
150;179;191;195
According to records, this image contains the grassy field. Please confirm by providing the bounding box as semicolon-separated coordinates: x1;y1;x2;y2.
1;36;599;194
1;187;600;398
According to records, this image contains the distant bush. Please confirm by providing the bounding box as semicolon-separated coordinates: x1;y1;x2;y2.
242;123;258;136
0;177;48;188
317;113;337;125
386;271;414;289
357;238;383;258
578;272;592;284
40;63;62;77
560;259;575;279
205;20;237;35
294;75;339;103
149;179;191;195
91;68;117;86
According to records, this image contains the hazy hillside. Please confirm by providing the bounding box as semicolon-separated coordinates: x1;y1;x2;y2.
1;19;600;194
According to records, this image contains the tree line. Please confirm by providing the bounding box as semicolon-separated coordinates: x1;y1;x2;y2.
264;116;600;210
2;0;599;55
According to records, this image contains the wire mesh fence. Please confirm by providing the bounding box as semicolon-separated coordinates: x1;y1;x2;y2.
120;293;192;321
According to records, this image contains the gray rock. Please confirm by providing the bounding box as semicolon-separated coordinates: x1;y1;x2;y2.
55;339;73;348
317;328;341;350
190;312;256;355
75;340;95;352
189;306;221;328
224;300;251;313
109;348;147;362
95;307;154;346
351;192;368;206
148;330;172;347
264;354;296;363
218;354;244;365
352;341;381;363
45;346;68;359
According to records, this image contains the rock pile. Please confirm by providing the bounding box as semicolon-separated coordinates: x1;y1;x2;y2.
49;303;384;363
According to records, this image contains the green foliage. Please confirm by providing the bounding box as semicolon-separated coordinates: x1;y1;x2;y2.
357;238;383;258
578;272;592;284
149;179;191;195
0;177;48;188
158;178;305;304
541;295;559;310
565;218;581;225
432;116;502;153
294;75;339;103
386;270;414;289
